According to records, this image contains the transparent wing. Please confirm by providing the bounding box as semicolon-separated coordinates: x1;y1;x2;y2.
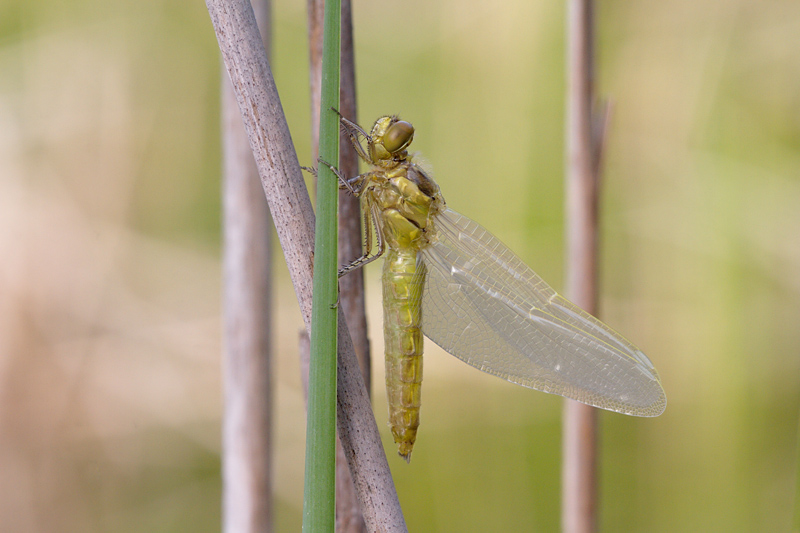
420;209;666;416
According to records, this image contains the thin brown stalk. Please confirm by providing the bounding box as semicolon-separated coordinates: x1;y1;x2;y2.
222;1;273;531
562;0;605;531
335;0;370;391
206;1;406;530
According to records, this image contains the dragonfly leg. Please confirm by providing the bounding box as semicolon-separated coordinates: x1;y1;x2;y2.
316;157;355;195
338;209;385;277
301;161;365;197
341;171;379;196
331;108;374;165
318;158;375;197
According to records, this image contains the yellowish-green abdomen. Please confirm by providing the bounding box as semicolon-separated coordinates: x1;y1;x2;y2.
382;249;426;461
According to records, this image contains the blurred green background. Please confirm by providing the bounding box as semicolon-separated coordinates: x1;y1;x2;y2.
2;0;799;531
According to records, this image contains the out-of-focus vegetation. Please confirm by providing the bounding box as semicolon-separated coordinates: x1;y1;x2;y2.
1;0;798;531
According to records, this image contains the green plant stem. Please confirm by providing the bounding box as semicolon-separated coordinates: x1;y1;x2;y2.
302;0;341;529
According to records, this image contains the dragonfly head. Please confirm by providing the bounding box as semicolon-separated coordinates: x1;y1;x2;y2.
369;116;415;164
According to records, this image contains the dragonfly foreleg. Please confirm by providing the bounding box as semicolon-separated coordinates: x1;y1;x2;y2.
331;108;373;165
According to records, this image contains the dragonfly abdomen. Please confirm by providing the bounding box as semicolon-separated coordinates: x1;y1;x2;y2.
382;249;426;461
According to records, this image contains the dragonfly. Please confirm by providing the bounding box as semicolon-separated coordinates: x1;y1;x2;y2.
331;113;666;462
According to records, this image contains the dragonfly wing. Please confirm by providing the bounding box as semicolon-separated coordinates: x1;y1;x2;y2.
420;208;666;416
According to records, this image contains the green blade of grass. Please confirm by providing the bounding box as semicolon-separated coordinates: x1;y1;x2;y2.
302;0;341;529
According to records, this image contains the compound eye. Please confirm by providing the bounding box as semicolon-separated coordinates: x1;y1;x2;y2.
383;121;415;153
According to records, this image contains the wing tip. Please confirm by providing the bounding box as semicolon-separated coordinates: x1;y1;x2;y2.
606;384;667;417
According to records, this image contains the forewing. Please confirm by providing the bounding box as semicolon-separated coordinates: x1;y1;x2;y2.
420;209;666;416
